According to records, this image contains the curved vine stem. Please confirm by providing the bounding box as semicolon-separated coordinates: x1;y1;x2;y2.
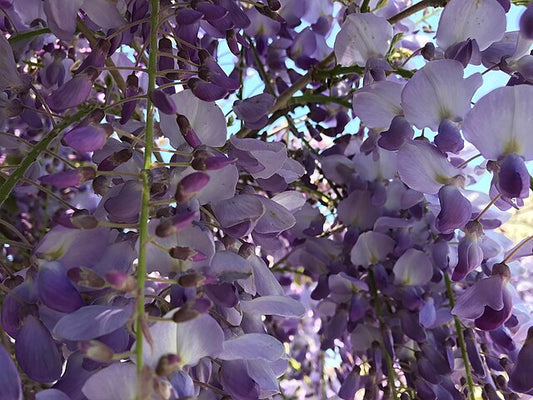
444;273;476;400
135;0;159;395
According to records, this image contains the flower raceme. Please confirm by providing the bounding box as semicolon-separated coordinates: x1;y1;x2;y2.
2;0;533;400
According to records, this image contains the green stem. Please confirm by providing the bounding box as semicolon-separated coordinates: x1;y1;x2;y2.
135;0;159;395
368;269;399;399
444;273;476;400
8;27;52;44
288;94;352;109
387;0;448;25
0;108;91;207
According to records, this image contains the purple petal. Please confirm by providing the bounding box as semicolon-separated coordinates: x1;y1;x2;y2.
168;372;195;398
140;313;223;367
509;327;533;393
248;254;284;296
353;81;404;130
104;180;142;223
36;389;71;400
35;225;110;269
452;276;504;320
47;73;94;113
220;360;260;400
219;334;284;361
63;125;108;153
53;352;96;400
0;343;22;400
436;0;506;51
210;250;252;277
397;140;462;194
81;0;125;29
1;281;36;338
175;172;210;202
39;170;83;188
419;297;437;328
240;295;305;317
82;362;137;400
462;85;533;160
334;13;393;67
520;2;533;39
436;185;472;234
191;164;239;205
230;136;288;178
16;315;62;383
53;304;133;340
393;248;433;286
37;261;83;313
254;196;296;234
401;60;482;130
378;115;414;151
474;287;513;330
350;231;395;266
452;231;484;281
212;194;265;232
188;77;228;101
434;119;464;154
43;0;84;41
339;366;361;400
150;89;177;115
338;190;380;230
0;34;23;91
497;153;529;199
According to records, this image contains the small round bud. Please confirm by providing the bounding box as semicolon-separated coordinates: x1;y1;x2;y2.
155;353;181;376
79;340;114;363
172;305;199;323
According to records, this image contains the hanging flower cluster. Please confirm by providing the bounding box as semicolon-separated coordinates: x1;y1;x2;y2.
1;0;533;399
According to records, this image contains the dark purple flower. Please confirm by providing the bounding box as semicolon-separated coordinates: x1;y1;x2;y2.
509;327;533;393
0;343;22;400
233;93;275;130
520;2;533;40
436;184;472;234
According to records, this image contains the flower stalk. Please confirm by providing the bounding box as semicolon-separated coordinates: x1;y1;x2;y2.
135;0;160;395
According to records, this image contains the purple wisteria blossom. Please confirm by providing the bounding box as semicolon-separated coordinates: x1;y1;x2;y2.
1;0;533;399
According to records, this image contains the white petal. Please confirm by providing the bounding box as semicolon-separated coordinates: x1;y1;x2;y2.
401;60;482;130
397;140;462;194
393;249;433;286
334;13;393;67
436;0;506;51
353;81;404;130
462;85;533;160
82;363;137;400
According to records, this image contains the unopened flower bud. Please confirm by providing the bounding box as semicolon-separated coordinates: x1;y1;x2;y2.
105;270;137;292
174;172;210;203
172;304;199;323
177;271;204;287
176;114;202;148
491;262;511;281
421;42;435;61
150;89;177;115
155;353;181;376
70;210;98;229
156;210;197;237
